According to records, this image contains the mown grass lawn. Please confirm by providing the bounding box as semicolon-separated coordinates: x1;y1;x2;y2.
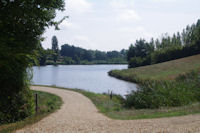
0;90;63;133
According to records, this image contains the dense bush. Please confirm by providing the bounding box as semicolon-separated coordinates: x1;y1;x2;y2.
125;71;200;109
128;56;151;68
151;43;200;64
0;61;35;124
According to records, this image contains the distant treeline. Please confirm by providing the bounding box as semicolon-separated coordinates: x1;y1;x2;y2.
37;41;127;65
127;19;200;68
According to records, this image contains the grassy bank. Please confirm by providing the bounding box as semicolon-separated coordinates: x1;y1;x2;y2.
35;85;200;120
77;88;200;119
108;54;200;109
0;90;63;133
109;54;200;82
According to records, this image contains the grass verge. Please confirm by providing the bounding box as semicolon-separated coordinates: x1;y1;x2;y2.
34;85;200;120
109;54;200;82
0;90;63;133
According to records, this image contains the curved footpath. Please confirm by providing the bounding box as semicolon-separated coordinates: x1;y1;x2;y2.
15;86;200;133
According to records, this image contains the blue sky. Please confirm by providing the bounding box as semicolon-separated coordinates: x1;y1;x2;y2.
42;0;200;51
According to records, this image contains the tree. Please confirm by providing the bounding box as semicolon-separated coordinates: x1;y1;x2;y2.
95;50;106;60
60;44;126;64
127;39;154;68
176;32;182;46
0;0;65;124
155;39;161;49
83;50;93;61
37;44;47;66
127;19;200;68
134;39;153;58
120;49;127;57
52;36;59;62
107;51;121;59
127;44;136;61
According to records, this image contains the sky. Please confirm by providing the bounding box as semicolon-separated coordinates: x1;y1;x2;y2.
42;0;200;51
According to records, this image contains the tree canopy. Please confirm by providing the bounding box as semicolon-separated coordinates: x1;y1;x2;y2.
59;44;127;64
127;19;200;68
0;0;65;124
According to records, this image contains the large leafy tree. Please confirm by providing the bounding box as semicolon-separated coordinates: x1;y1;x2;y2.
0;0;65;123
127;39;154;68
127;39;154;60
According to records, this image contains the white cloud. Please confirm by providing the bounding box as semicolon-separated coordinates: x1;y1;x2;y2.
109;0;140;22
150;0;181;3
136;26;145;32
67;0;93;14
118;26;152;45
110;0;134;9
135;26;152;40
118;9;140;22
75;35;90;42
73;35;94;49
60;21;80;29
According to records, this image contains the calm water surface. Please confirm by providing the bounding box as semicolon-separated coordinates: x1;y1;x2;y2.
32;65;137;96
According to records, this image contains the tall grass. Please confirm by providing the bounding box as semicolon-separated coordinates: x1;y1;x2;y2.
125;70;200;109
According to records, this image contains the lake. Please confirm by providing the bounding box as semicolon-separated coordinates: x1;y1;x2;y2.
32;65;137;96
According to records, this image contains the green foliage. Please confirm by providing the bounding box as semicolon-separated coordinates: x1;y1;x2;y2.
127;19;200;68
109;54;200;81
63;57;75;64
128;56;150;68
152;42;200;63
0;62;35;124
35;44;48;66
0;90;62;133
119;70;200;109
0;0;65;124
38;43;127;65
35;91;63;114
52;36;59;63
78;90;124;113
60;44;125;61
127;39;154;68
109;54;200;109
127;39;154;61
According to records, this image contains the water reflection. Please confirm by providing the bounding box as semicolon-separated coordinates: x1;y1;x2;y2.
32;65;137;96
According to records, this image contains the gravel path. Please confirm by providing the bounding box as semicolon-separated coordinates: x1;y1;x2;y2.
15;86;200;133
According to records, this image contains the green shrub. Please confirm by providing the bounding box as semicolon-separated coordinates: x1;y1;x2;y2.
63;57;75;64
125;71;200;109
128;56;150;68
0;63;35;124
